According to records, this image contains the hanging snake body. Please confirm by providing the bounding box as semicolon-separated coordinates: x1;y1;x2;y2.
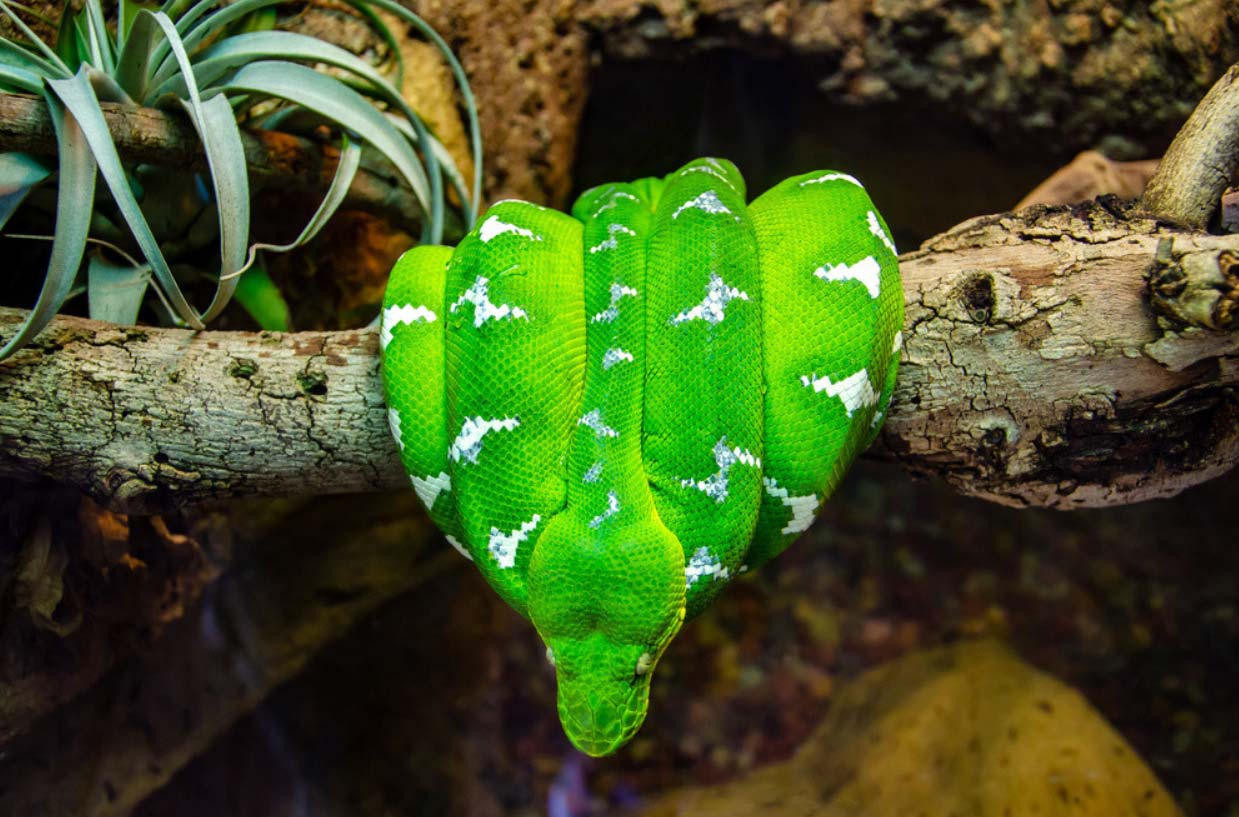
380;158;902;756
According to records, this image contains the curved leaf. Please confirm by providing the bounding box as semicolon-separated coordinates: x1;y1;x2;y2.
228;134;362;276
114;7;163;100
0;62;44;93
352;0;481;225
0;38;62;78
218;61;430;217
0;152;52;231
47;67;203;327
0;0;70;78
0;89;95;360
147;11;249;322
88;256;150;323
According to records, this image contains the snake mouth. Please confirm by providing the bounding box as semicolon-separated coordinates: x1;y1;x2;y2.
556;675;650;757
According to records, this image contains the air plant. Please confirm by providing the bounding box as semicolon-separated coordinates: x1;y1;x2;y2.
0;0;482;358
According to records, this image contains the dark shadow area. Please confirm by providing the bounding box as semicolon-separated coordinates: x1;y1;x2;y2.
573;50;1096;249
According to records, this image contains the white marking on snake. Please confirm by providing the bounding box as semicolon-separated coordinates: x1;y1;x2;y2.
799;369;878;417
489;513;541;569
679;437;761;502
591;281;640;323
410;470;451;509
478;215;543;243
892;331;904;353
685;546;730;588
578;408;619;438
387;408;407;452
602;347;634;369
634;651;653;675
680;164;737;191
545;646;555;666
589;222;638;253
799;172;863;189
672;190;737;220
813;256;881;299
379;303;436;349
445;534;473;561
582;461;604;483
762;476;820;535
867;211;897;255
450;275;529;327
669;272;750;326
589;490;621;529
591;190;640;218
449;416;521;464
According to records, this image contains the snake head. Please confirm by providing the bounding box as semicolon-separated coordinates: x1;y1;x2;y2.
544;617;682;756
529;518;686;756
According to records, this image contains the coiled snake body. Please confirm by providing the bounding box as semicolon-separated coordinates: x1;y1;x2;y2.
381;158;902;755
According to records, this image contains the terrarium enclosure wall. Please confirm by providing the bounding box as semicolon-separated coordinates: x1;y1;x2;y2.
0;0;1237;815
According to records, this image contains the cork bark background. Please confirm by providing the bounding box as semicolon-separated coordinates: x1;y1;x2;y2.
406;0;1239;207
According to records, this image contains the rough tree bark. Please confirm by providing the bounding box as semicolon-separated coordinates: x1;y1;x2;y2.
2;199;1236;512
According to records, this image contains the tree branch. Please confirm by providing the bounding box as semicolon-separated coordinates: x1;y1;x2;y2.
0;92;427;230
1141;62;1239;228
2;201;1235;513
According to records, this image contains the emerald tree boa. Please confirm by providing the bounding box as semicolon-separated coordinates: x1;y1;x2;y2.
380;157;902;756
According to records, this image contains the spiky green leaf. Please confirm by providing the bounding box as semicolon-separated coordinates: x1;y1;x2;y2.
47;67;203;327
0;90;95;360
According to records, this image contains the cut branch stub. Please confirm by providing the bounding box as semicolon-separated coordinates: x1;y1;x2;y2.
1141;62;1239;229
1148;239;1239;331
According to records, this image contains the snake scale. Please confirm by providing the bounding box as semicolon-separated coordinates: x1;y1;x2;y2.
380;157;902;756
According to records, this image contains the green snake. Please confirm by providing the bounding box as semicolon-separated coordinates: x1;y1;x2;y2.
380;157;902;756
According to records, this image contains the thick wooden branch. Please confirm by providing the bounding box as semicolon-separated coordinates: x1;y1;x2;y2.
1;202;1236;512
0;92;426;229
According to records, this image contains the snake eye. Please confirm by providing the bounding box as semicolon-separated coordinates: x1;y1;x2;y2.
634;652;653;676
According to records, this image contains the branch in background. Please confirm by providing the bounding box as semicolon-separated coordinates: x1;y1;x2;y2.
1;201;1236;513
1141;62;1239;228
0;92;427;230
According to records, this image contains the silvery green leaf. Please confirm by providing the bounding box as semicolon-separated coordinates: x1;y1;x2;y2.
233;134;361;271
182;30;393;96
87;256;149;324
148;0;279;90
178;28;443;242
218;61;430;214
0;152;51;231
114;8;163;101
82;0;115;73
147;11;249;321
47;67;203;328
0;38;61;78
0;90;95;360
0;0;71;77
355;0;481;224
0;63;44;93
